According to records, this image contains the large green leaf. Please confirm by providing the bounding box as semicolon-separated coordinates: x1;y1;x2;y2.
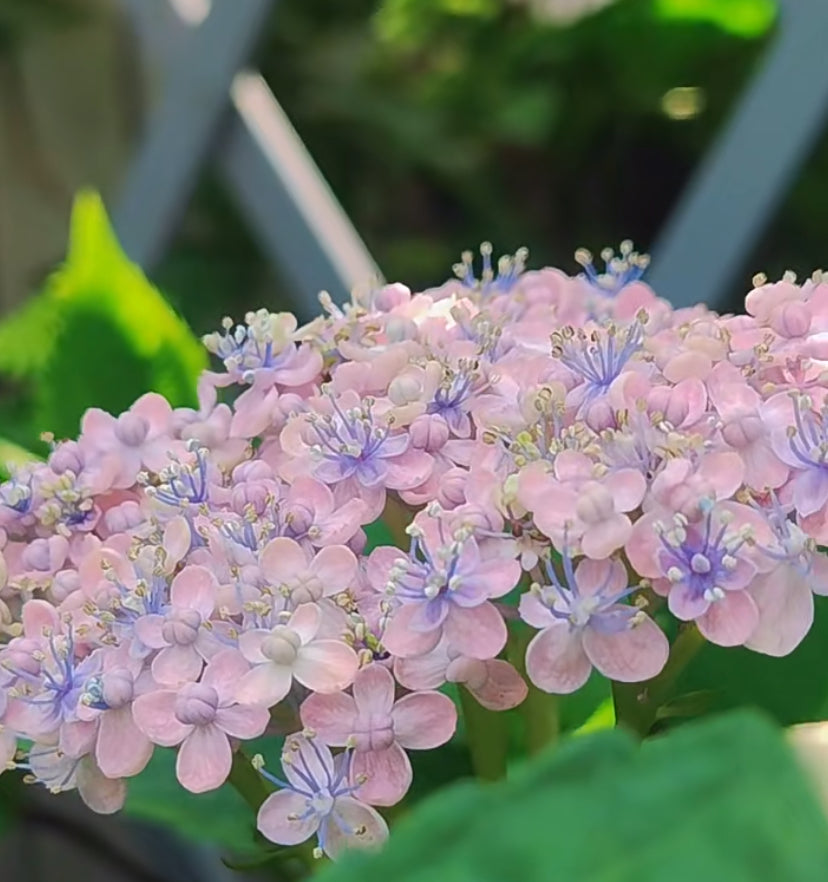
318;711;828;881
0;190;206;441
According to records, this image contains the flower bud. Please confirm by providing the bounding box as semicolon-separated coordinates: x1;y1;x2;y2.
101;668;135;708
174;683;219;726
409;414;449;452
162;608;202;646
114;413;150;447
262;626;302;665
49;441;85;476
575;482;614;524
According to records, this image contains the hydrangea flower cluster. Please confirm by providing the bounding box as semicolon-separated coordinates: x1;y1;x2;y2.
2;243;828;859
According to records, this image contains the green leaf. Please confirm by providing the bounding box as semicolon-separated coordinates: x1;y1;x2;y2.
317;711;828;881
654;0;777;38
574;696;616;734
0;293;57;378
0;190;206;441
364;519;396;552
123;748;262;856
0;437;38;480
678;596;828;726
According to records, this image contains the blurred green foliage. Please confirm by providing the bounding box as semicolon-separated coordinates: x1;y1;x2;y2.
0;191;205;453
318;710;828;882
678;596;828;727
124;748;261;857
655;0;776;36
0;0;91;48
155;0;795;329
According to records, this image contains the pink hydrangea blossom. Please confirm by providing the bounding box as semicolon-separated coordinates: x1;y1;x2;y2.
235;603;359;707
256;733;388;860
80;393;177;488
372;516;520;659
300;663;457;805
394;637;528;710
133;565;219;686
257;537;358;607
133;650;269;793
520;554;668;693
6;237;828;827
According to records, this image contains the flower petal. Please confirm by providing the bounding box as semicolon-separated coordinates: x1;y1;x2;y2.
176;725;232;793
235;663;294;707
299;691;358;745
311;546;358;595
352;664;395;717
132;691;191;747
582;617;669;683
393;643;451;691
324;796;389;859
525;624;591;694
238;629;270;665
134;614;167;650
260;537;309;585
152;644;203;687
96;707;154;779
293;641;359;694
468;660;528;711
215;704;270;740
77;757;127;814
697;590;759;647
443;602;507;660
382;604;443;658
392;691;457;749
745;567;814;657
170;565;217;618
352;743;412;806
581;514;631;560
202;649;252;702
288;602;322;644
573;558;627;598
258;790;319;846
281;734;337;792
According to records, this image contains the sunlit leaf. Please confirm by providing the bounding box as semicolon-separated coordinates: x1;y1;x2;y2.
0;190;206;441
654;0;777;38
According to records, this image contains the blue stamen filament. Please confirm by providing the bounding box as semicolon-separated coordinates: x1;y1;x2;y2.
657;511;749;603
551;317;646;402
256;737;364;858
307;395;400;478
147;446;209;507
453;242;528;296
787;394;828;469
575;240;650;298
535;545;639;632
202;309;297;377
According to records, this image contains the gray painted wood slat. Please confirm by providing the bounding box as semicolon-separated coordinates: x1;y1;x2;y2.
648;0;828;308
113;0;274;270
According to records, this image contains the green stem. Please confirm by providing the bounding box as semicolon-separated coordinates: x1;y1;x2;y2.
523;685;560;756
508;622;560;755
459;686;509;781
612;623;706;738
228;750;271;812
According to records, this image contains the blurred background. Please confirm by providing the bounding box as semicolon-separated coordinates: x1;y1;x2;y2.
1;0;827;878
4;0;826;332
